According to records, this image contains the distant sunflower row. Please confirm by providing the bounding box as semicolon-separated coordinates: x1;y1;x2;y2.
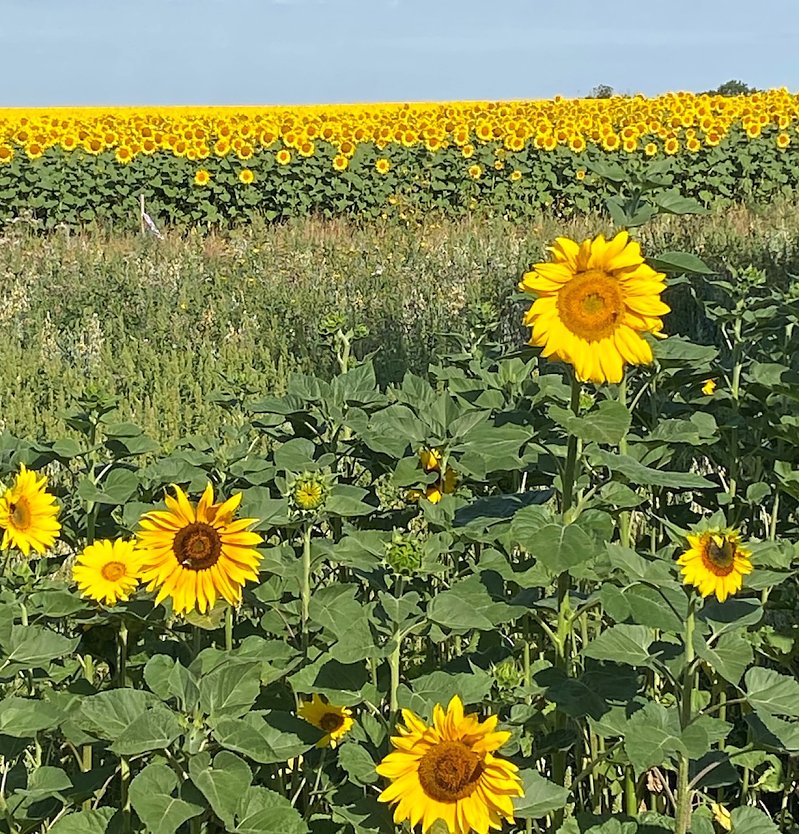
1;89;798;163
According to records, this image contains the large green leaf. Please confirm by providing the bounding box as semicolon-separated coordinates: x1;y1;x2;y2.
48;808;116;834
110;704;183;756
427;575;518;631
729;806;779;834
549;400;631;446
745;668;799;717
78;689;159;741
583;625;654;668
524;522;600;573
212;711;316;764
189;751;252;829
129;763;203;834
233;786;308;834
588;450;714;489
696;632;753;685
0;625;78;670
199;660;262;721
0;697;62;737
338;742;379;786
512;769;570;819
623;702;685;773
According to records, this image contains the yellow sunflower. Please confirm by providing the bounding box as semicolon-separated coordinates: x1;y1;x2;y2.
677;529;753;602
135;484;263;615
73;539;140;605
519;231;669;384
702;379;717;395
239;168;255;185
0;464;61;556
297;694;354;748
375;158;391;174
376;695;523;834
194;169;211;186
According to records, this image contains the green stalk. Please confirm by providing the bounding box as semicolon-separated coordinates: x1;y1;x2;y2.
675;600;697;834
728;317;743;502
117;619;128;688
624;766;638;817
120;755;131;833
301;523;313;651
225;604;234;653
617;375;632;548
388;635;402;716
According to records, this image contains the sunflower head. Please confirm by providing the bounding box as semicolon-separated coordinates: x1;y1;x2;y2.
677;528;753;603
297;694;354;748
0;464;61;556
289;471;332;514
519;231;669;384
194;169;211;186
73;539;140;605
384;531;424;576
376;695;523;834
702;378;717;396
135;483;263;615
239;168;255;185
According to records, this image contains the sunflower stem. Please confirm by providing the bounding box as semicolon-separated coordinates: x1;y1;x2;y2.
388;635;402;716
225;604;234;653
617;375;632;549
301;523;313;652
120;755;131;833
675;599;697;834
116;619;128;688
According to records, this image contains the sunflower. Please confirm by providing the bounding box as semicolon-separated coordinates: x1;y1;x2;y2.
777;132;791;149
194;169;211;186
0;464;61;556
376;695;523;834
276;149;291;165
677;529;753;602
135;483;263;615
332;154;349;172
73;539;140;605
297;694;354;748
510;170;522;182
0;145;13;164
375;158;391;174
239;168;255;185
702;378;717;395
519;231;669;384
467;164;482;180
408;449;458;504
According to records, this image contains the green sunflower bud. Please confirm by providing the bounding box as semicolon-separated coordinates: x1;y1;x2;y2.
384;531;423;576
289;471;331;514
492;657;524;690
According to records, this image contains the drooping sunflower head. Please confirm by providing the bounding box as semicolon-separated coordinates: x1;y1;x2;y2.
376;695;523;834
677;529;753;603
519;231;669;384
0;464;61;556
73;539;140;606
419;447;443;473
135;483;263;615
297;694;354;748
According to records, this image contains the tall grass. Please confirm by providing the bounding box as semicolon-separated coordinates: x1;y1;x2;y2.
4;202;799;442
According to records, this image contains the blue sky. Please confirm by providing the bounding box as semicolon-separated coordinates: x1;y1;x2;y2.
2;0;797;106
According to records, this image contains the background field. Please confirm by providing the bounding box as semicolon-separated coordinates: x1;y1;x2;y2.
4;199;799;442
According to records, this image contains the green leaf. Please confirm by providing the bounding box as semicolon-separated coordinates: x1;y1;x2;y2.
650;251;715;275
624;702;685;773
199;660;262;721
0;697;62;737
549;400;631;446
427;575;518;631
325;484;374;517
77;468;139;505
78;689;159;740
1;624;79;669
583;625;654;668
212;712;316;764
233;786;308;834
403;669;493;714
338;742;378;786
729;806;779;834
110;705;183;756
745;668;799;717
513;769;570;819
129;763;203;834
588;450;714;489
49;808;116;834
696;632;753;684
189;751;252;829
525;522;600;573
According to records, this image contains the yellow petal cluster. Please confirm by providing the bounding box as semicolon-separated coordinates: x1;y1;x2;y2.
1;89;797;166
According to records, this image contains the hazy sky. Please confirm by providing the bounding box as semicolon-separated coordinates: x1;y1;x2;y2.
1;0;797;106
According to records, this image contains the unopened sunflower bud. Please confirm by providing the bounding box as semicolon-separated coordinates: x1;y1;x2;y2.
493;657;524;690
289;471;331;513
384;532;423;575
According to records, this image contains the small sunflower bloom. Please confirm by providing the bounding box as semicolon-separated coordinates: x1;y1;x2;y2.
677;529;753;603
375;158;391;174
298;694;354;748
276;149;291;165
519;231;669;384
135;484;263;615
0;464;61;556
73;539;140;605
239;168;254;185
332;154;349;172
702;379;717;396
467;163;482;180
194;169;211;186
376;695;523;834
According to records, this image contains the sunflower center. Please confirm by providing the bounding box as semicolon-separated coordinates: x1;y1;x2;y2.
557;269;625;341
173;522;222;571
320;712;344;732
8;499;31;531
701;535;737;577
418;741;484;803
101;561;127;582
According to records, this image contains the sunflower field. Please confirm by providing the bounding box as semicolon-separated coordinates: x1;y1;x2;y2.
2;89;799;226
2;174;799;834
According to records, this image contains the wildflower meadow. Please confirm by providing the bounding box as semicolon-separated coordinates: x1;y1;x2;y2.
2;94;799;834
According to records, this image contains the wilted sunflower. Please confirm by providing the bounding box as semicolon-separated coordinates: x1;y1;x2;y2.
519;231;669;384
73;539;140;605
677;529;753;602
376;695;523;834
0;464;61;556
135;484;263;615
297;694;354;748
